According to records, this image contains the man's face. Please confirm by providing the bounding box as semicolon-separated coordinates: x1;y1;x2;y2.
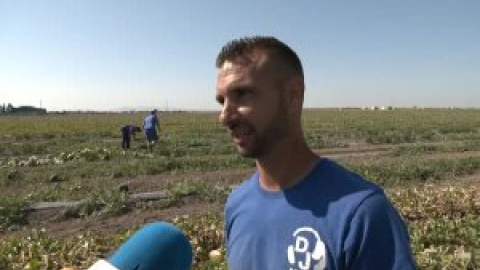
215;54;290;158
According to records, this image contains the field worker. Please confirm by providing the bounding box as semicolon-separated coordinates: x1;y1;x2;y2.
215;36;416;270
143;109;160;151
120;125;141;153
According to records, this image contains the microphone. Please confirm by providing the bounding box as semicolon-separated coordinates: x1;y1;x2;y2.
87;222;193;270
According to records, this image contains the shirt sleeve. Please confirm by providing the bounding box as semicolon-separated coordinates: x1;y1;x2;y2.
344;193;417;270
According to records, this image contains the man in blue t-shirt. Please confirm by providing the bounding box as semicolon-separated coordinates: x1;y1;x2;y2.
143;109;160;151
214;36;417;270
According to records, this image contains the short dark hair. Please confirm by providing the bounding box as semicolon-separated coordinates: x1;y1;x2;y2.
215;36;303;77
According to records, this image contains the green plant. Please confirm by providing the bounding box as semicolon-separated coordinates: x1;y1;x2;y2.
61;186;130;219
0;196;29;232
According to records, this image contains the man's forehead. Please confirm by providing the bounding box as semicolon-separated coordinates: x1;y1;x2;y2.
221;61;240;71
218;52;269;75
220;56;253;71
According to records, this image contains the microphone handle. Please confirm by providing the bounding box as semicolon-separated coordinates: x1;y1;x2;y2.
87;259;119;270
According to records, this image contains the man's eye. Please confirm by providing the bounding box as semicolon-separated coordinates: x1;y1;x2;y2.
237;89;250;99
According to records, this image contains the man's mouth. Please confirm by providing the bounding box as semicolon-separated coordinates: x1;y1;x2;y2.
230;124;253;145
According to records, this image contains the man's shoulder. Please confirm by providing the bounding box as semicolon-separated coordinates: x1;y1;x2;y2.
316;158;383;193
308;158;385;213
225;173;258;206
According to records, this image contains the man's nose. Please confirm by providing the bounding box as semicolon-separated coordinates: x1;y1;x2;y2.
219;100;237;126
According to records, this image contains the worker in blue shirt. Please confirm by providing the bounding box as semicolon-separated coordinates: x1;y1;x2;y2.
143;109;160;152
120;125;141;153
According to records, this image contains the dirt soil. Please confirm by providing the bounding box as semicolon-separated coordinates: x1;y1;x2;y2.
6;168;255;240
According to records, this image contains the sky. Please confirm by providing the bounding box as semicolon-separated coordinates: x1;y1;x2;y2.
0;1;479;111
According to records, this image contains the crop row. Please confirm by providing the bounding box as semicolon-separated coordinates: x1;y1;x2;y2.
2;148;478;203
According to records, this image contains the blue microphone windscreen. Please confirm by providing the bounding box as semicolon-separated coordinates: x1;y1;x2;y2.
109;222;193;270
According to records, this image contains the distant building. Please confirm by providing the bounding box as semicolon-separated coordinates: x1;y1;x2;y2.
0;103;46;115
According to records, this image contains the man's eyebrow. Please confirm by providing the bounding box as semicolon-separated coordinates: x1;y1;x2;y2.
229;84;253;92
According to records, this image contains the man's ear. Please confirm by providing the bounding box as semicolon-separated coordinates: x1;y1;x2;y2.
287;75;305;104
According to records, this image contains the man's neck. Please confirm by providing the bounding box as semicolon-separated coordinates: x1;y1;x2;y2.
256;136;319;191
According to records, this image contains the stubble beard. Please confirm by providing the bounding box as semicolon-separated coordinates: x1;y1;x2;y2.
237;101;289;159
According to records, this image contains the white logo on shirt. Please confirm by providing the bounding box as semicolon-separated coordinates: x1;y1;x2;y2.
287;227;326;270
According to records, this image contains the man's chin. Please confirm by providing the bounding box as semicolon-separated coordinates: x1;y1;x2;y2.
236;147;255;158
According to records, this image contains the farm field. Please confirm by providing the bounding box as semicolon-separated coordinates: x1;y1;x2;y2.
0;108;479;270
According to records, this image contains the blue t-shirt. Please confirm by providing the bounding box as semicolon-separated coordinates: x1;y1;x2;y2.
225;158;416;270
143;114;159;130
